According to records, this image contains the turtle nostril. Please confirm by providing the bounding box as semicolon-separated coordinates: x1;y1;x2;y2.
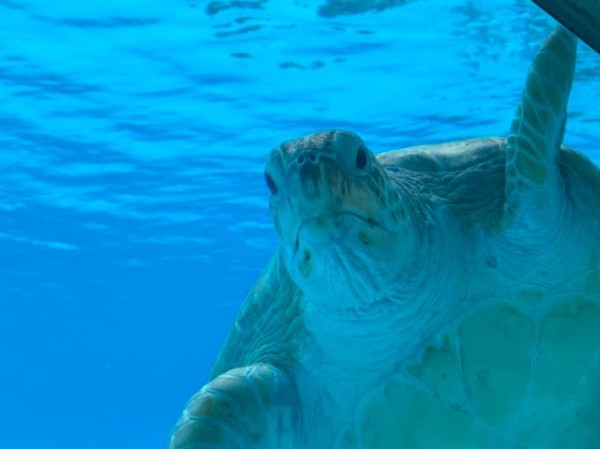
297;154;305;165
308;151;317;163
264;172;278;195
355;146;368;170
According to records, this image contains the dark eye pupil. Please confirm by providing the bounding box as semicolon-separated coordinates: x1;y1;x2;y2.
355;147;367;170
264;172;278;195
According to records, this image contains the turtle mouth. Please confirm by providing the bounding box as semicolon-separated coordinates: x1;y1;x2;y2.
293;209;381;253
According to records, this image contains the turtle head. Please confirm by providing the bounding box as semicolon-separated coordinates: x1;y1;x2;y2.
264;130;423;312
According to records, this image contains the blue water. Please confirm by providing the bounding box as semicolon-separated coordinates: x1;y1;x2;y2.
0;1;598;448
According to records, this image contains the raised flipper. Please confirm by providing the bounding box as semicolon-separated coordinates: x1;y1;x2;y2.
168;363;298;449
503;27;577;232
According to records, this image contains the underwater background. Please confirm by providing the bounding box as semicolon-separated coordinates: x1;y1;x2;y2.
0;0;598;448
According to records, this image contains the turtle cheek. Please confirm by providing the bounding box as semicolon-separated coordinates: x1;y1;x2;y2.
270;195;296;235
269;199;283;236
285;239;317;288
272;215;283;239
354;224;400;262
342;190;373;217
297;248;313;279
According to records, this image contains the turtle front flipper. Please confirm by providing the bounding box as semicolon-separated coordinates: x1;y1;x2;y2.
168;363;298;449
503;27;577;232
169;250;306;449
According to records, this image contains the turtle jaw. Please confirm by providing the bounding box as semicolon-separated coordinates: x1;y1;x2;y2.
294;209;377;246
283;208;414;311
269;177;423;313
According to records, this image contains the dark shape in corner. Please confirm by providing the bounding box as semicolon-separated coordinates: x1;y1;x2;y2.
532;0;600;54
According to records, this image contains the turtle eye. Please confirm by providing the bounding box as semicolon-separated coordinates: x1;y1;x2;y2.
264;171;278;195
355;146;368;170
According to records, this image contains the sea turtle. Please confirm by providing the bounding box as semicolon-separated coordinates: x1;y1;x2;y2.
168;27;600;449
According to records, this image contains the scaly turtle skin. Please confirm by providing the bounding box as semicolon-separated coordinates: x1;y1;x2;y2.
168;27;600;449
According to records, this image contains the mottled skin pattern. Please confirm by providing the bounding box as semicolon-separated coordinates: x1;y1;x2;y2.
168;28;600;449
